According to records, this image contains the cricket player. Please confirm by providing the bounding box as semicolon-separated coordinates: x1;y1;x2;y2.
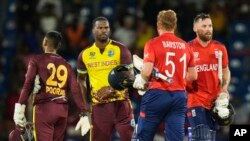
13;31;90;141
77;17;134;141
186;13;231;141
132;10;197;141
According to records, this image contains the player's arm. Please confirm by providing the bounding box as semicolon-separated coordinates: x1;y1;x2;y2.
133;41;153;91
77;72;89;111
69;67;90;136
75;52;91;136
76;51;90;111
141;62;154;81
186;45;197;82
18;58;38;104
14;57;38;127
221;47;231;94
186;66;197;82
68;67;89;112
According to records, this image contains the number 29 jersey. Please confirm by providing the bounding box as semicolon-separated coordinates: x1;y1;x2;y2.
144;33;195;91
18;53;82;107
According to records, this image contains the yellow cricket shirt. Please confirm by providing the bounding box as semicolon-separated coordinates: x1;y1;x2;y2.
77;40;132;104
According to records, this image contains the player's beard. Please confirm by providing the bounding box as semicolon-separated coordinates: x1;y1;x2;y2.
98;34;109;43
198;32;212;42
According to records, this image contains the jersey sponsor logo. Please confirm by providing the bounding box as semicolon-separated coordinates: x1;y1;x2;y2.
87;60;118;68
108;49;114;57
196;63;218;72
162;41;186;49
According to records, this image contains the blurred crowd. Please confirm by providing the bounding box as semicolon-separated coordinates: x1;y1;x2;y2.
0;0;250;140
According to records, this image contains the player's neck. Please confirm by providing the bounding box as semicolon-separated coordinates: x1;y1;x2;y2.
158;29;174;35
45;49;57;54
95;39;109;50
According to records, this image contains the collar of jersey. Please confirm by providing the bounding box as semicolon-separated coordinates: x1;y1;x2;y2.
93;39;112;49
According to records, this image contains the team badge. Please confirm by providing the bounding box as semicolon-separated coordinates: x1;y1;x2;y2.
108;50;114;57
193;52;200;61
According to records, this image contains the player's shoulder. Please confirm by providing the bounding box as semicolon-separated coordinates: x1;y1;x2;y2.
79;43;94;56
110;40;126;49
211;40;226;46
187;39;195;46
30;54;43;62
145;37;158;46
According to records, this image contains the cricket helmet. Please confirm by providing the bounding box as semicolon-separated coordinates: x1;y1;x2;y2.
9;123;34;141
211;103;235;126
108;64;134;90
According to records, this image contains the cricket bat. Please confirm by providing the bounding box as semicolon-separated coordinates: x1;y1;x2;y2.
217;51;223;87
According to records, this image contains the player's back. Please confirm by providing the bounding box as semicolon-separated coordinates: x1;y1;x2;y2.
32;53;73;103
146;33;194;91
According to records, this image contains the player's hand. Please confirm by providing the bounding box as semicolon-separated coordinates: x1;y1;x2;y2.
75;115;90;136
214;107;230;119
133;74;146;90
32;75;41;94
215;92;229;108
138;90;146;96
13;103;26;127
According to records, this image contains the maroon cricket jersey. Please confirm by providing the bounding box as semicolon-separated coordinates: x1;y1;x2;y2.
18;53;86;111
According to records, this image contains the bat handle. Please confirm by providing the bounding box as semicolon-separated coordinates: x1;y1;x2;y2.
156;73;173;83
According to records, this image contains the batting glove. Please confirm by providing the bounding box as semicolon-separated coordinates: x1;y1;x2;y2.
215;92;229;108
215;107;230;119
32;75;41;94
133;74;147;90
13;103;26;127
138;90;146;96
75;114;91;136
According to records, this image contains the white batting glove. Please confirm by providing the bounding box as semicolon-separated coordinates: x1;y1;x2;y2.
75;116;91;136
13;103;26;127
215;107;230;119
138;90;146;96
133;74;147;90
215;92;229;108
32;75;41;94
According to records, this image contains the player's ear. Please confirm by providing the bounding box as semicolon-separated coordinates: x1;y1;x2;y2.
92;29;94;35
193;23;197;32
157;22;161;29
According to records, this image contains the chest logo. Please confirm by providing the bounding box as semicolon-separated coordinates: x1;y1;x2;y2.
108;50;114;57
90;52;95;57
193;52;200;61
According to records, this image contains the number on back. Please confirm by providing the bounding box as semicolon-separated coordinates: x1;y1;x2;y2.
46;63;68;88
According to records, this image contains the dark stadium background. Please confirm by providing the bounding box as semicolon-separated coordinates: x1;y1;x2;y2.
0;0;250;140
